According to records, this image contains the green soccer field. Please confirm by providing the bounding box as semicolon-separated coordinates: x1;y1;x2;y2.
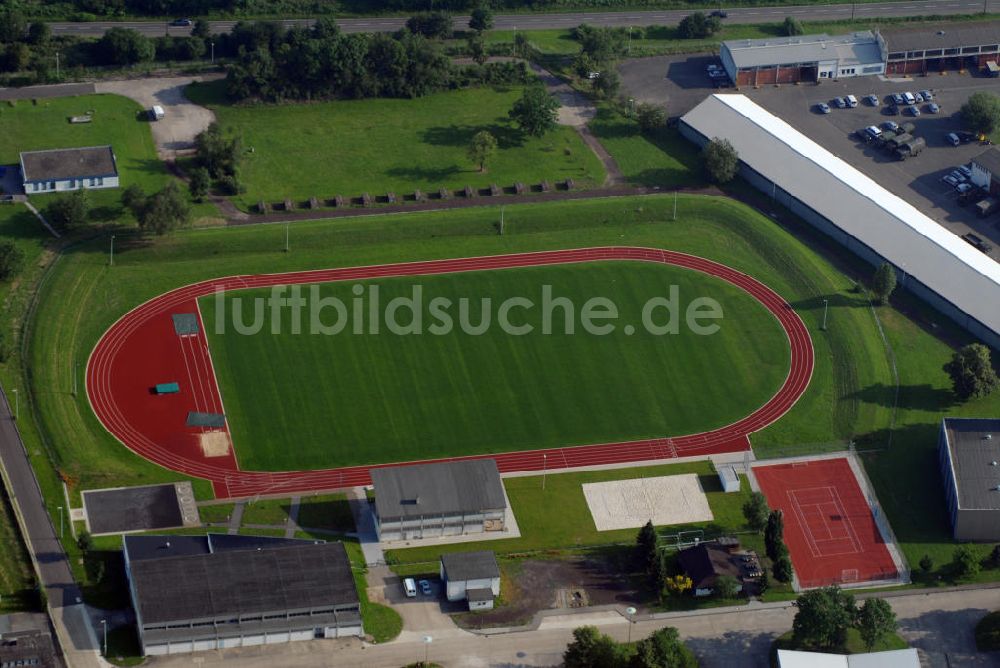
199;261;790;471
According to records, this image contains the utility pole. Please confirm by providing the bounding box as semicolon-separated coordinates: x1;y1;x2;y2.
499;206;504;235
673;190;678;220
100;619;107;656
11;389;17;420
210;41;215;64
628;26;632;55
109;235;115;267
285;222;290;252
57;506;64;539
822;299;829;331
55;51;60;79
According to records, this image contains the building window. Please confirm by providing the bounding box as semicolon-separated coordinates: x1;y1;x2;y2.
962;46;980;54
97;177;104;186
863;64;882;74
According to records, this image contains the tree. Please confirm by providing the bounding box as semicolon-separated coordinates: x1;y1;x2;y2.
678;13;722;40
637;520;658;562
714;574;740;599
192;19;212;40
0;239;25;281
742;491;769;532
944;343;999;401
630;627;698;668
702;138;739;184
469;6;494;33
855;598;897;652
1;42;29;73
27;22;50;46
961;92;1000;136
919;554;934;574
509;86;559;137
189;167;211;202
195;123;242;179
96;27;155;66
592;69;621;99
0;7;27;44
136;182;192;236
563;626;622;668
873;263;897;305
468;130;497;172
46;190;90;230
773;554;794;583
953;544;982;579
405;12;452;40
792;587;856;650
989;545;1000;569
121;183;147;216
764;509;785;561
77;531;93;553
574;24;627;65
512;31;530;58
757;568;770;595
467;34;487;66
783;16;804;36
636;102;666;133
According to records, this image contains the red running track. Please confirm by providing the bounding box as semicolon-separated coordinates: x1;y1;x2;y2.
754;458;899;588
86;247;814;499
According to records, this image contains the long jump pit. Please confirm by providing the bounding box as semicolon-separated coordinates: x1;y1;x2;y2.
753;456;907;590
583;474;713;531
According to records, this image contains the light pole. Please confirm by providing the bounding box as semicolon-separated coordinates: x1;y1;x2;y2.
628;26;632;55
210;41;215;64
100;619;107;657
55;51;60;79
625;606;637;643
109;235;115;267
285;222;290;252
821;298;829;331
422;635;433;666
499;206;504;235
10;389;17;420
57;506;64;539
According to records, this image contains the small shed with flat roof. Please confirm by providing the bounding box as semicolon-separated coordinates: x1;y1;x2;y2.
370;459;507;542
938;417;1000;540
440;551;501;610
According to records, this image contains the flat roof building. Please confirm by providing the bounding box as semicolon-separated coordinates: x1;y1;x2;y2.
884;21;1000;74
371;459;507;542
0;613;57;668
971;148;1000;197
19;145;119;194
679;94;1000;350
123;534;362;656
721;32;886;86
938;418;1000;541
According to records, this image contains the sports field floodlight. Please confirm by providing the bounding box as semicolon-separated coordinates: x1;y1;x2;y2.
625;606;637;643
422;635;433;666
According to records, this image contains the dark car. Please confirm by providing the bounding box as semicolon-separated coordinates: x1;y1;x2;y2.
957;131;977;144
710;9;728;17
885;105;900;116
170;17;193;26
963;233;993;254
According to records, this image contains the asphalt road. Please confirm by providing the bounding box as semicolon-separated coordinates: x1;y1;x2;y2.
47;0;1000;37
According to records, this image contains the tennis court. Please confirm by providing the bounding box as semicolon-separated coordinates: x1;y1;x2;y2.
754;457;899;588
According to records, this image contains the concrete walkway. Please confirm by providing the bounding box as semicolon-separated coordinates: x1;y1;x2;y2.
284;497;301;538
226;502;244;535
346;487;383;566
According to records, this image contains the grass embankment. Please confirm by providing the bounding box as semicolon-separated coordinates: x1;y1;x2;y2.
186;81;605;210
202;262;788;471
771;628;909;662
0;94;216;222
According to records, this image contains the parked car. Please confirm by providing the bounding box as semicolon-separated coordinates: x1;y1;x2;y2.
864;125;883;141
891;93;905;105
885;105;900;116
927;103;940;114
957;130;977;143
710;9;728;17
958;165;973;179
907;105;921;116
963;232;993;253
943;174;961;187
419;579;433;596
404;578;417;597
833;97;847;109
816;102;831;114
947;132;962;146
957;182;973;194
919;89;934;100
903;91;916;104
882;121;900;132
846;94;858;108
169;17;192;26
865;94;879;106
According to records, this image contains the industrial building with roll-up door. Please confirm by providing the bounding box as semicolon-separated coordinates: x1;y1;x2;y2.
679;94;1000;351
938;418;1000;541
883;21;1000;75
720;32;887;86
370;459;508;542
123;534;362;656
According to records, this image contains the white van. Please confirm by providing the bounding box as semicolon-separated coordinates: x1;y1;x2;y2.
403;578;417;598
150;105;165;121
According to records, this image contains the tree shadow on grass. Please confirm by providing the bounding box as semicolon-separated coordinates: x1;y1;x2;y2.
848;383;956;412
384;164;463;183
419;122;525;150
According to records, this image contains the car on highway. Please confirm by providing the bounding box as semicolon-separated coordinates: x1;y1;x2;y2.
169;17;193;26
927;103;940;114
833;97;847;109
903;91;917;104
419;579;433;596
865;94;879;106
906;105;920;116
943;174;961;187
846;94;858;108
816;102;831;114
919;89;934;100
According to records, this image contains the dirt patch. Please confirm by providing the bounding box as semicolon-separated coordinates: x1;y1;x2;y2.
452;552;641;629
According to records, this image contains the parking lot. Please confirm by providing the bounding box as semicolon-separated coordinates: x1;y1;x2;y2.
619;55;1000;259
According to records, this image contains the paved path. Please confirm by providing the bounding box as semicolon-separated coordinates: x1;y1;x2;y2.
0;83;94;101
46;1;1000;37
226;502;244;535
346;487;383;566
0;387;106;667
284;496;300;539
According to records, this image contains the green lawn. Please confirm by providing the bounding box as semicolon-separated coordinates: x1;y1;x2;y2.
202;261;788;471
588;107;700;187
771;628;909;661
185;81;605;210
240;498;293;525
0;94;216;223
197;503;235;524
297;493;354;533
387;461;753;564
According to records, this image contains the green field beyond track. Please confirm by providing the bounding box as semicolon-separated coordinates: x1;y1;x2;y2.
200;261;789;471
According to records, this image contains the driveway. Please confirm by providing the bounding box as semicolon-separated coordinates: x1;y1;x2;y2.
95;75;222;158
368;566;466;639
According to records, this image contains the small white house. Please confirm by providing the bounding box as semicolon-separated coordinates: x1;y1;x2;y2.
19;145;119;194
440;551;500;611
718;466;741;493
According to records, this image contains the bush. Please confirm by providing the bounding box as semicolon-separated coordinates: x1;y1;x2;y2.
0;239;25;280
952;544;982;579
45;190;89;230
961;91;1000;136
944;343;999;401
976;611;1000;651
783;17;804;36
702;137;739;184
919;554;934;574
636;102;666;133
678;13;722;40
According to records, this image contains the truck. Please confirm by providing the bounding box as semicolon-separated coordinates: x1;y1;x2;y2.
886;133;913;152
896;137;926;160
985;61;1000;78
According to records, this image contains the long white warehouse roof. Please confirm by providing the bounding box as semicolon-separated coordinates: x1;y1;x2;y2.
681;94;1000;340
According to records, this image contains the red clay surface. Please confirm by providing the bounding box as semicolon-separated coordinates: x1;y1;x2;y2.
754;458;898;588
87;247;814;499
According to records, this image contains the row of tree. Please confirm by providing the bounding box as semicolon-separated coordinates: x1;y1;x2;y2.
743;491;794;584
564;625;698;668
793;587;897;652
